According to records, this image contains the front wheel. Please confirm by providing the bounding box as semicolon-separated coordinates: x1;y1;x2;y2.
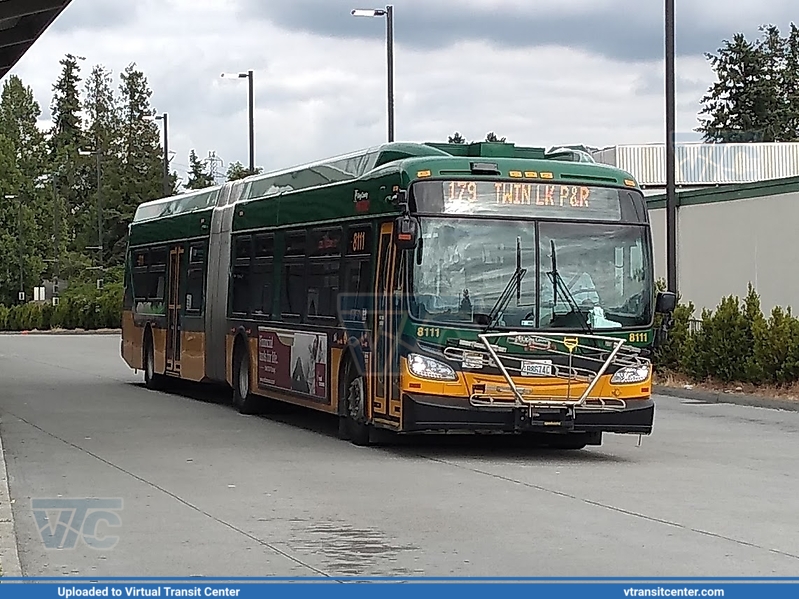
233;344;260;415
338;362;372;446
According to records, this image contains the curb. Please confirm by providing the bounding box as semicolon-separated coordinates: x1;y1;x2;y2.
0;329;121;336
654;384;799;413
0;420;21;577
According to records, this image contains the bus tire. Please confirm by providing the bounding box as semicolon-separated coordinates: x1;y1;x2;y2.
143;331;167;390
339;359;372;446
232;339;260;415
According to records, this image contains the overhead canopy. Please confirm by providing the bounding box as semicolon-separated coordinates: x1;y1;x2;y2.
0;0;72;79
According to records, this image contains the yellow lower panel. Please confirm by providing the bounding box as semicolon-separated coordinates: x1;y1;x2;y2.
400;357;651;402
181;331;206;382
330;347;342;414
253;385;337;414
225;334;235;387
121;310;142;370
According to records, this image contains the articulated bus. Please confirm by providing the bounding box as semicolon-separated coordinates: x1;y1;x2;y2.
121;141;676;449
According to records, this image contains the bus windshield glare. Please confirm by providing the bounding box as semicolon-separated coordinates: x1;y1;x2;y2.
408;217;653;330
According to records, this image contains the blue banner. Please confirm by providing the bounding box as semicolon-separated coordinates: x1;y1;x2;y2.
0;579;798;599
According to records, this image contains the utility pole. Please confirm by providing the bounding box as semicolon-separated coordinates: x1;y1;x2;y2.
159;113;169;195
352;5;395;142
52;175;59;282
5;194;22;302
665;0;677;294
80;147;103;271
386;5;394;142
248;70;255;173
220;71;256;174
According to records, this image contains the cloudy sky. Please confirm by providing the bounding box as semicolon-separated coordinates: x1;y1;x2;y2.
9;0;798;188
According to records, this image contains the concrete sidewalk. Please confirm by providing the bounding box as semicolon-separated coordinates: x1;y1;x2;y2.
0;419;21;577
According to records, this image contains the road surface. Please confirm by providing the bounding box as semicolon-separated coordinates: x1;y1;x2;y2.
0;334;797;577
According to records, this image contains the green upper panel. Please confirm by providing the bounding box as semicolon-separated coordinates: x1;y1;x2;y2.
132;187;222;223
131;141;643;237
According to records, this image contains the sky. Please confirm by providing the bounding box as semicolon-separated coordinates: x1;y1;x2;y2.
8;0;799;188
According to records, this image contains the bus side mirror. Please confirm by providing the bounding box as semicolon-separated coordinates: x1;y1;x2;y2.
655;291;677;314
394;213;419;251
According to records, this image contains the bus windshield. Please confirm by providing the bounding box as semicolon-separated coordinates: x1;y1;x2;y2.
408;217;653;330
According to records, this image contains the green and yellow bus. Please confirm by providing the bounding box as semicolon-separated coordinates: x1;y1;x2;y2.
121;140;676;448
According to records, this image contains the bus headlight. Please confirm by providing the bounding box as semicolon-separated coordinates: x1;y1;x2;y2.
611;364;651;384
408;354;458;381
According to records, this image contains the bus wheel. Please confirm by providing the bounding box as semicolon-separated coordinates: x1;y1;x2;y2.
339;361;371;446
143;334;166;390
233;342;260;415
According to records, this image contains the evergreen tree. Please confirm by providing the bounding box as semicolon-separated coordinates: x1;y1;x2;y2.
485;132;506;142
226;161;262;181
0;132;24;305
784;24;799;140
185;149;214;189
50;54;84;154
48;53;87;281
0;76;49;297
448;132;466;144
83;64;123;268
113;62;164;263
696;24;799;142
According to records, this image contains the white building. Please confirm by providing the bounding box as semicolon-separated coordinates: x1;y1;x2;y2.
592;142;799;315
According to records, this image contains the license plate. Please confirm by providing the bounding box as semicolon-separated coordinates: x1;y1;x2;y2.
520;360;553;377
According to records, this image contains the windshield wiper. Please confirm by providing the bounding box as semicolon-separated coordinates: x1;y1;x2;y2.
546;240;592;333
484;236;527;332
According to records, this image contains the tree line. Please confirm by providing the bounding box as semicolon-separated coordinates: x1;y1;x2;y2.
0;54;262;307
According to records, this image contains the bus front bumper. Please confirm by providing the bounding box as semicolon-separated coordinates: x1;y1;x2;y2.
400;393;654;435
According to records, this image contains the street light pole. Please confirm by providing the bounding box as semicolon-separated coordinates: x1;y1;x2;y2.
248;70;255;173
351;5;395;142
5;194;21;302
665;0;677;294
156;113;169;196
80;148;103;271
221;71;256;173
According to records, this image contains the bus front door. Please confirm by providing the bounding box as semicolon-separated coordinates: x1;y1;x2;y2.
165;244;184;375
370;223;402;427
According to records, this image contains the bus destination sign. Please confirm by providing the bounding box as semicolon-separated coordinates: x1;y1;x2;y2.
413;180;624;221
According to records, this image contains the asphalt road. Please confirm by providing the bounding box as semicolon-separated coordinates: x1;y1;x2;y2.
0;334;798;577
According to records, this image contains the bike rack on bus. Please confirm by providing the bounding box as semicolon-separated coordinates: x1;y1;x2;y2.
442;331;650;415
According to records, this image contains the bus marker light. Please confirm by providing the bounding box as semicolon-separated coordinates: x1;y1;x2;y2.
624;179;637;187
524;171;538;178
540;172;554;179
417;170;432;178
509;170;522;178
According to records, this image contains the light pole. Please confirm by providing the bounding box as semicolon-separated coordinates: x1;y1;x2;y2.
79;147;103;272
665;0;677;294
5;194;22;302
155;112;170;196
351;5;394;142
221;70;255;173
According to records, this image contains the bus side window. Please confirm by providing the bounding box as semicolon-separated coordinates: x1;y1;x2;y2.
252;233;275;318
148;246;168;302
281;231;306;320
231;235;252;316
342;259;371;322
307;228;342;320
186;241;207;313
132;249;149;300
341;224;373;322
